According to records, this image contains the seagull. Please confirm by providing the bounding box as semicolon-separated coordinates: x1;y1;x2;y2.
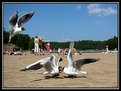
20;54;63;77
63;41;100;77
8;11;35;42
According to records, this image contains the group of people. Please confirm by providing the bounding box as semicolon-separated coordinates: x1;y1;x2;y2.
34;35;81;56
34;35;51;55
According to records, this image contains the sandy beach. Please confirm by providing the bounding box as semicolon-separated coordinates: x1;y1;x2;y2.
3;52;118;89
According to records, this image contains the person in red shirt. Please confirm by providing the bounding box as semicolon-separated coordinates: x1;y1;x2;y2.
46;42;51;53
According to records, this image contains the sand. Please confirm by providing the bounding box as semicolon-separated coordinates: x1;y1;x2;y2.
2;52;118;89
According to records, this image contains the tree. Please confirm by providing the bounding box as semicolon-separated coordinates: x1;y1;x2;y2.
3;29;118;51
16;34;30;50
106;36;118;50
3;30;9;44
28;37;34;50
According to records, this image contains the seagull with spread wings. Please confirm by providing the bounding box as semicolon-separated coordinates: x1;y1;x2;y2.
20;54;63;77
8;11;34;42
63;41;100;76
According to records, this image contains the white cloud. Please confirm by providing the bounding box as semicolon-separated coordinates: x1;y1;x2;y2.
87;4;102;15
102;7;117;16
76;5;81;10
87;4;117;16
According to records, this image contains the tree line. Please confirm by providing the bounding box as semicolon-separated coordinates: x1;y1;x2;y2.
3;30;118;51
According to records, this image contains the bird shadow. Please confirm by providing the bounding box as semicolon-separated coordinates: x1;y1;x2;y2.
30;75;86;82
64;75;87;79
31;79;43;82
31;76;64;82
44;76;64;79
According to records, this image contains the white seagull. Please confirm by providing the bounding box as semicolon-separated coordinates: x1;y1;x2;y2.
8;11;34;42
20;54;63;77
63;41;100;77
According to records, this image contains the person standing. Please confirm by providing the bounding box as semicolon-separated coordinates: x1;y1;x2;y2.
34;36;39;55
46;42;51;53
42;40;46;51
39;36;43;54
42;40;47;55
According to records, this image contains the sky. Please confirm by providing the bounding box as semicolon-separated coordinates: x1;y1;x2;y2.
3;2;118;42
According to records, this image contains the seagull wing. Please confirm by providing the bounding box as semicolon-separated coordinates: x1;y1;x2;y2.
8;26;15;42
20;57;50;71
67;49;74;67
44;55;56;72
69;41;74;50
17;11;35;27
9;11;18;27
9;26;14;37
74;58;100;71
67;41;75;67
44;61;53;73
50;54;56;67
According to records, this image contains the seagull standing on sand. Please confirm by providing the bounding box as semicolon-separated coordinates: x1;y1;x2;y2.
8;11;35;42
63;41;100;77
20;54;63;77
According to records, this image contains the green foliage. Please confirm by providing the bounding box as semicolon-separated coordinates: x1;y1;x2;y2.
3;30;9;44
106;36;118;50
3;29;118;51
50;38;118;50
51;42;70;50
3;29;30;50
28;37;34;50
16;34;30;50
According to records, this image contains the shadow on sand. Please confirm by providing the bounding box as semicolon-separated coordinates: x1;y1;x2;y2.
44;76;64;79
64;75;87;79
31;75;86;82
31;76;64;82
31;79;43;82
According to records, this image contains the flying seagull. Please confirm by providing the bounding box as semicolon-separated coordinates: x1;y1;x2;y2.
20;54;63;77
8;11;35;42
63;41;100;77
